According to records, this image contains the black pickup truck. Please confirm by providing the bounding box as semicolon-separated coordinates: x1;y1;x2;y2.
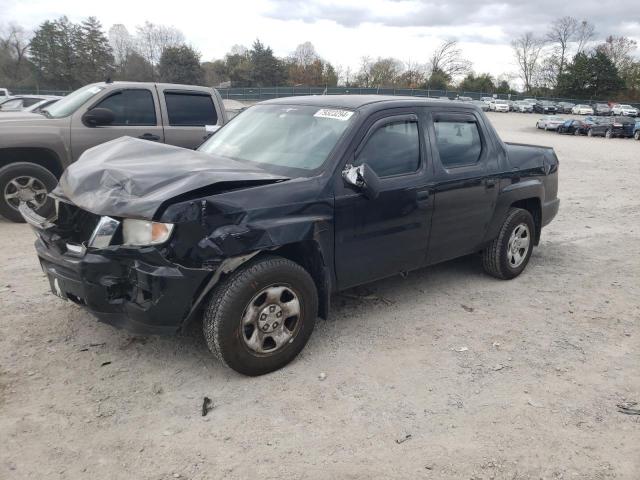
21;96;559;376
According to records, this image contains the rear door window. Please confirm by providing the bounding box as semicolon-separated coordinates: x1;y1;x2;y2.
164;92;217;126
433;119;482;168
93;89;156;126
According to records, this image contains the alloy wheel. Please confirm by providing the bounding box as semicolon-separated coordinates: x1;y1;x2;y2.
3;176;48;211
240;285;302;355
507;223;530;269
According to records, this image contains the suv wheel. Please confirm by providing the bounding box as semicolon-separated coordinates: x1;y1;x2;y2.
634;130;640;140
482;208;535;280
605;129;612;139
587;129;593;137
0;162;58;223
203;255;318;376
573;129;580;136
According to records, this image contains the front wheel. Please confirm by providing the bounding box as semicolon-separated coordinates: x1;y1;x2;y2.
574;129;580;136
203;255;318;376
605;129;612;139
588;129;593;137
481;208;535;280
0;162;58;223
634;131;640;140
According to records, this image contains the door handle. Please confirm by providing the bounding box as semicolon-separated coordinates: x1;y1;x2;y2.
416;190;430;200
138;133;161;141
485;179;497;189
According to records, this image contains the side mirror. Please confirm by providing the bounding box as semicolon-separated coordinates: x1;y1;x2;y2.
342;163;381;200
82;108;115;127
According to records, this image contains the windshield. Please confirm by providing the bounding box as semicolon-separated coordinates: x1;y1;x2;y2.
43;84;105;118
198;104;355;173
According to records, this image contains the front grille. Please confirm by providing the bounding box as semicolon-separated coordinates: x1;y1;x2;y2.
55;202;102;244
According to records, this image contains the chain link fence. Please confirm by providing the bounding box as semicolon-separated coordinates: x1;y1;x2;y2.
6;85;640;108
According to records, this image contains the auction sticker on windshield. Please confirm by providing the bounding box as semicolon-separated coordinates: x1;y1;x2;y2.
314;109;354;121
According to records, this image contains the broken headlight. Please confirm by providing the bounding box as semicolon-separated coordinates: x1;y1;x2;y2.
122;219;174;246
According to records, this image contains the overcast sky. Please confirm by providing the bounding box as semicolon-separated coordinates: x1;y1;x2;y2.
2;0;639;83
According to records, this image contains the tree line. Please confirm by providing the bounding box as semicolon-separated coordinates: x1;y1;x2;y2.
0;15;638;100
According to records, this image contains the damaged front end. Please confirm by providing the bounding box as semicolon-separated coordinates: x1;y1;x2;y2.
20;137;296;335
22;200;216;334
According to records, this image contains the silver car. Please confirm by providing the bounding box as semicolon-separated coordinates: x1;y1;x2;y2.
536;115;565;131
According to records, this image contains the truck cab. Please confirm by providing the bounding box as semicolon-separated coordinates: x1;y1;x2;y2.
0;82;227;222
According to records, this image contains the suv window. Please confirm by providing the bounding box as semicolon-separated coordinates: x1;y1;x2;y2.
94;89;156;126
433;120;482;168
355;120;420;177
164;92;217;126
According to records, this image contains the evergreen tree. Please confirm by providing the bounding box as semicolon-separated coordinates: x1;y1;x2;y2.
158;45;204;85
77;17;113;83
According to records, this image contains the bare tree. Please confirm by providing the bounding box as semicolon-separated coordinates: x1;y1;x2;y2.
428;40;472;79
108;24;133;68
0;23;31;83
597;35;638;73
134;21;185;70
290;41;319;67
512;32;545;92
575;20;595;54
546;16;577;78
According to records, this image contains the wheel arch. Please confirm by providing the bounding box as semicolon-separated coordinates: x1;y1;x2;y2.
0;148;64;178
484;180;544;247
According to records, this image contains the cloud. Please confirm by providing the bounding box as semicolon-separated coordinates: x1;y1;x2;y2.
266;0;640;40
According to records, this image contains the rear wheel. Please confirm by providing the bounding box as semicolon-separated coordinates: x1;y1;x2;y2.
202;255;318;376
634;130;640;140
605;129;612;139
0;162;58;223
588;129;593;137
482;208;535;280
573;129;580;136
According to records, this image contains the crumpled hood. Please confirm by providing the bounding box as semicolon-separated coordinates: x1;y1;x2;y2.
51;136;288;220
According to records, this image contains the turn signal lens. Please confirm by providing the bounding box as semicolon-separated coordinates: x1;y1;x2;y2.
122;219;174;246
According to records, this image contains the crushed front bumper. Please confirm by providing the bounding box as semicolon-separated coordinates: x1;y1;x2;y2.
24;203;211;335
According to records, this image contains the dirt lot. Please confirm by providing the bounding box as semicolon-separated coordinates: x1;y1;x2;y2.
1;111;639;479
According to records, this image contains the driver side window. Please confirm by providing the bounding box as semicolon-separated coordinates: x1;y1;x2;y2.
92;89;156;126
354;120;420;177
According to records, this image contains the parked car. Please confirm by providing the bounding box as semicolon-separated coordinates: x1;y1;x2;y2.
536;115;565;130
480;96;494;105
556;119;585;135
506;100;516;111
489;99;510;112
0;95;61;112
556;102;575;114
22;97;61;113
592;103;611;116
0;88;11;100
611;104;638;117
0;81;228;222
20;95;560;376
572;104;594;115
533;101;558;114
587;116;635;138
634;120;640;140
456;96;473;102
514;101;534;113
523;98;537;105
471;100;490;111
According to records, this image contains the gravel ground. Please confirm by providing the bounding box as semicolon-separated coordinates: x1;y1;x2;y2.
1;112;639;479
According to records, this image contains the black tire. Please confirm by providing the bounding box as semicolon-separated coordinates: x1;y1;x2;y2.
481;208;535;280
573;129;580;136
587;129;593;137
605;129;612;139
634;131;640;140
203;255;318;376
0;162;58;223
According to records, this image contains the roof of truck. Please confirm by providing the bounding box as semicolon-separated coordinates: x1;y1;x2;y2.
262;95;473;110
